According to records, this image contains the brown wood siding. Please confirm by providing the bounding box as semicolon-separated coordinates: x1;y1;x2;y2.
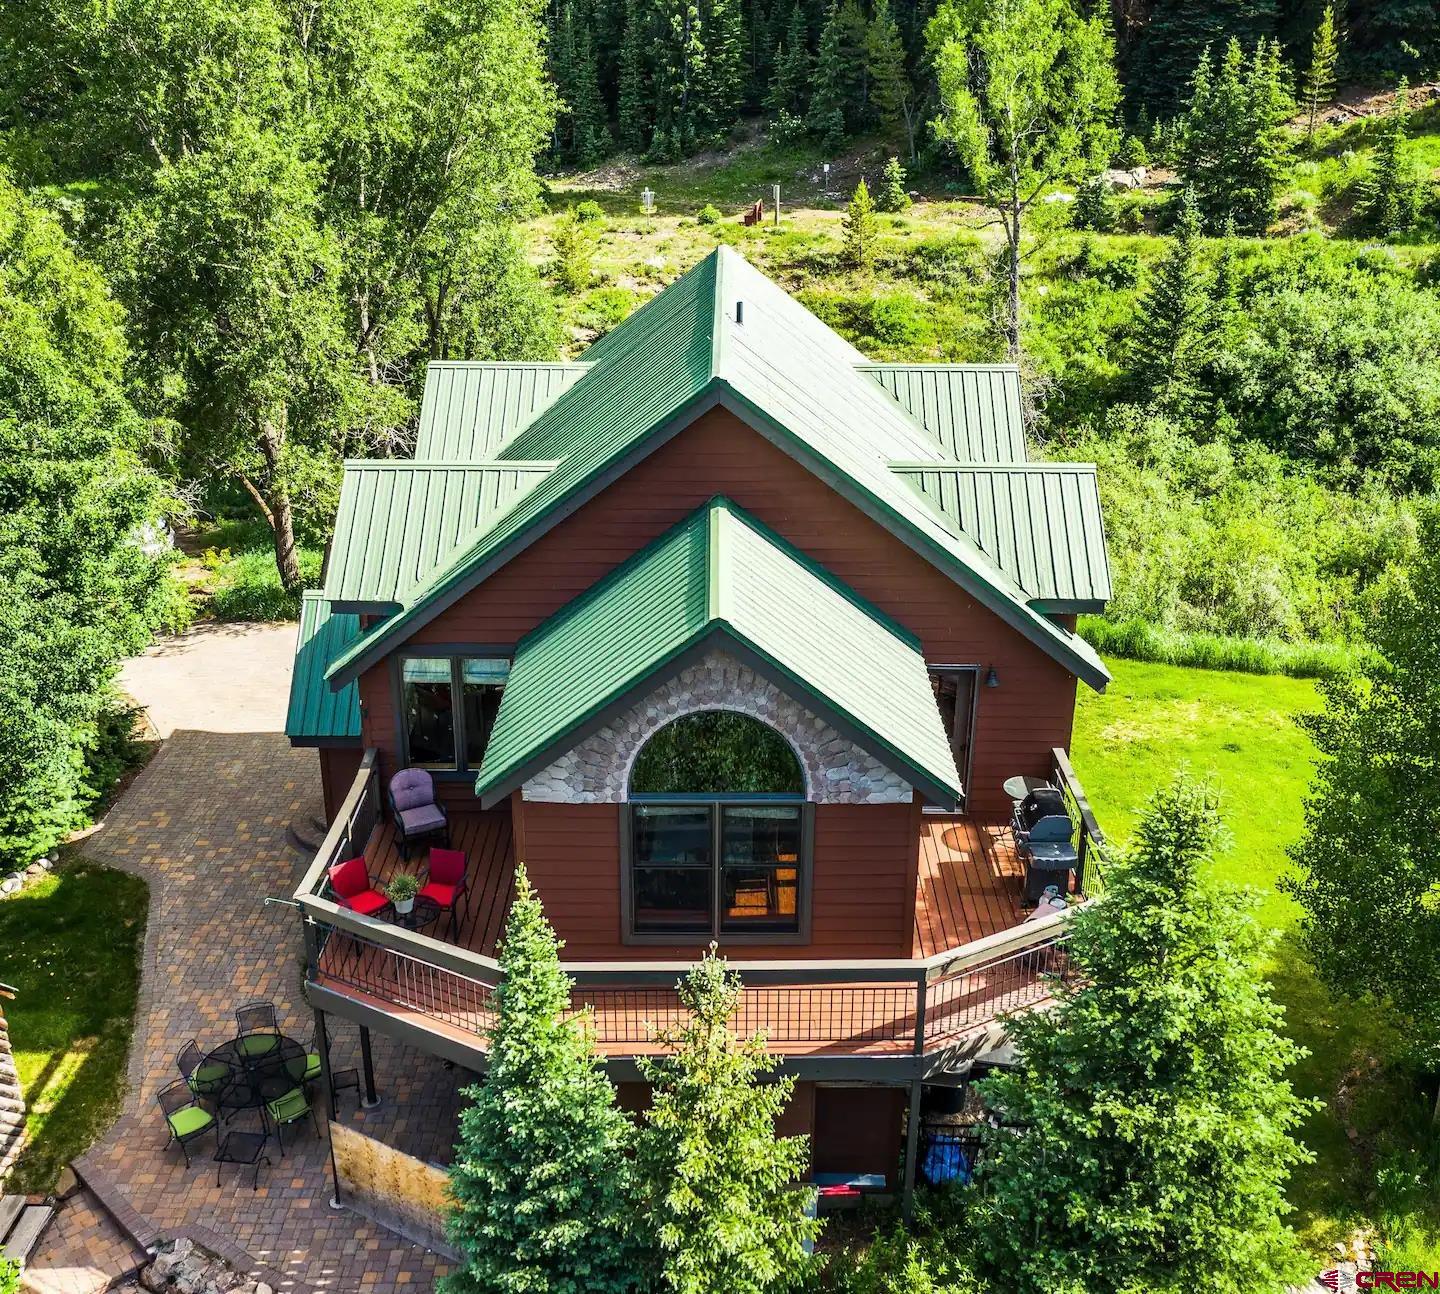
812;1086;906;1188
356;405;1079;815
517;799;916;959
319;747;365;824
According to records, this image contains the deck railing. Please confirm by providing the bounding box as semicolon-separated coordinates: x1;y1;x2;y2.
295;748;1093;1062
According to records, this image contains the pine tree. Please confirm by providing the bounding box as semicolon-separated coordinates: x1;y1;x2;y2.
1128;189;1208;414
1124;0;1280;119
842;177;877;268
440;866;640;1294
570;4;613;164
1177;38;1293;235
1359;79;1425;236
635;953;819;1294
1302;4;1340;143
765;1;810;116
1072;174;1116;231
699;0;745;138
968;777;1314;1292
835;0;870;127
866;0;917;161
807;0;849;148
549;0;580;160
650;0;706;158
876;155;910;211
616;0;652;152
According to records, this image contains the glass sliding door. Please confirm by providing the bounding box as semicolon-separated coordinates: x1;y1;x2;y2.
402;658;457;768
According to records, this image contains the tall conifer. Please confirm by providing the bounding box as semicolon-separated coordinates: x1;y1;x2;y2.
1128;188;1208;414
1302;4;1340;143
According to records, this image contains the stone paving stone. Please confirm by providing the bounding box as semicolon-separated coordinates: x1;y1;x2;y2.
24;730;456;1294
19;1189;144;1294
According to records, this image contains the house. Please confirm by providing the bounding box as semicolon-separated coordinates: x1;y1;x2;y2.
285;246;1112;1206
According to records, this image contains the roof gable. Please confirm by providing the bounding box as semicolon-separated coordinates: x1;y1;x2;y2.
325;248;1109;691
859;364;1028;462
475;498;962;807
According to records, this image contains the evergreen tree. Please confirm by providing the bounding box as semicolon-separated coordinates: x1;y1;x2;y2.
650;0;706;158
616;0;652;151
570;3;613;163
635;952;819;1294
807;1;850;148
835;0;871;127
441;866;640;1294
1285;509;1440;1059
1123;0;1279;119
549;0;580;159
1128;189;1209;414
969;777;1314;1293
698;0;745;138
1359;79;1426;236
866;0;917;161
842;177;878;268
1072;174;1116;231
876;155;910;211
1177;38;1293;235
765;2;810;116
1302;4;1340;143
928;0;1120;355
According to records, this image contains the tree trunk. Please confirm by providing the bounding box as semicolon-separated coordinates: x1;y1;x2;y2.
248;414;303;593
1005;210;1022;360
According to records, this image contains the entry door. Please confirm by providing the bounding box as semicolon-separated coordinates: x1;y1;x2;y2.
928;667;979;809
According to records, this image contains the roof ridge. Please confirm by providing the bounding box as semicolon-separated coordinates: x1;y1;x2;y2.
423;360;593;370
888;460;1097;473
340;458;561;470
710;246;730;381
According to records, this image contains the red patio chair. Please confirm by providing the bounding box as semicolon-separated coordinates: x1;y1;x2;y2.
420;847;469;938
327;856;389;917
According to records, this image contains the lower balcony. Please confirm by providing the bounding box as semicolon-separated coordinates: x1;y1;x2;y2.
295;750;1104;1078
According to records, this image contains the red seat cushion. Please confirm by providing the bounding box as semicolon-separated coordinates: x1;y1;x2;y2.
344;889;389;917
419;882;459;909
427;848;467;885
328;856;371;901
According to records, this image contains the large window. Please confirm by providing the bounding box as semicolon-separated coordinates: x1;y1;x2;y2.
401;656;509;772
625;712;810;940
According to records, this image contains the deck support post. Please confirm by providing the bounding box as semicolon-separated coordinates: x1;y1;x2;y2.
902;1077;923;1221
359;1024;380;1107
314;1008;335;1120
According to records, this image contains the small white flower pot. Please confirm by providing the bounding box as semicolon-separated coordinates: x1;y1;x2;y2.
393;896;415;915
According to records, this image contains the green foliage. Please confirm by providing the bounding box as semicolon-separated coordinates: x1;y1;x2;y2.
1077;616;1370;678
202;541;322;621
969;777;1315;1293
575;199;607;223
766;2;811;118
1071;177;1116;232
1357;80;1429;236
843;178;878;270
636;952;819;1293
1121;0;1279;119
1;858;148;1192
808;0;866;148
1177;38;1293;234
1284;507;1440;1062
0;1259;18;1294
630;711;803;793
552;210;601;291
384;871;420;903
1127;189;1208;413
1302;5;1340;143
876;157;911;213
441;865;640;1294
0;171;176;870
928;0;1119;352
820;1215;980;1293
866;0;916;161
697;203;724;224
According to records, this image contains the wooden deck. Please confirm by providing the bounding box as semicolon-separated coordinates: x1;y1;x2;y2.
913;816;1025;958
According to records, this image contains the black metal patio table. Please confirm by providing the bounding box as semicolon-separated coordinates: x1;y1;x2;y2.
203;1035;309;1113
381;895;443;933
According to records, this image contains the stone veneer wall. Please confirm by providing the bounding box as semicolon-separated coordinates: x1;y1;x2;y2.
522;646;913;804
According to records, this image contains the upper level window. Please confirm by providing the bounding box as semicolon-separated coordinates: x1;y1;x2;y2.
401;656;509;773
626;711;810;940
928;667;978;808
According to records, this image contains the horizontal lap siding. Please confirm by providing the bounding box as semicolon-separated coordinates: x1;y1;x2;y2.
519;800;917;959
358;406;1078;815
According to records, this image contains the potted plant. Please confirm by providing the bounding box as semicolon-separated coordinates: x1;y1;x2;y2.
385;871;420;916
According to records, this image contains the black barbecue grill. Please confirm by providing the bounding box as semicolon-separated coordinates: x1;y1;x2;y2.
1011;786;1078;904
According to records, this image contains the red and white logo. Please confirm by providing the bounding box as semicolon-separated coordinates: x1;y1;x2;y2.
1319;1273;1345;1292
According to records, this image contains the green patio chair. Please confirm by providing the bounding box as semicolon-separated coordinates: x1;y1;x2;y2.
265;1087;319;1155
177;1039;230;1098
234;1001;281;1058
157;1079;217;1168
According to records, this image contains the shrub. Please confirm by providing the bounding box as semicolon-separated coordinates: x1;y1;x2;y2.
697;203;723;225
770;110;807;145
551;210;599;293
876;157;911;213
0;1258;18;1294
1116;133;1149;168
574;199;606;223
1071;176;1116;232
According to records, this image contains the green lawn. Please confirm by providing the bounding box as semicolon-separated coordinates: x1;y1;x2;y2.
0;858;147;1193
1074;657;1416;1254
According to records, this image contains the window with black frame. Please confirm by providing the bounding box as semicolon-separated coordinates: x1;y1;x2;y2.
626;711;809;938
401;656;510;773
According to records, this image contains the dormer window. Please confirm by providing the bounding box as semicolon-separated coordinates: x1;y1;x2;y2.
622;711;812;942
400;655;509;772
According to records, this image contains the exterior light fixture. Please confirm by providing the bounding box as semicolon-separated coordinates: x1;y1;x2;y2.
985;666;1000;688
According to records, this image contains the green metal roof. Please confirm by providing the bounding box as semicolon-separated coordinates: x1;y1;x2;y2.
415;362;589;460
475;498;962;807
858;365;1029;463
892;463;1112;612
287;593;362;745
323;460;555;611
326;247;1109;692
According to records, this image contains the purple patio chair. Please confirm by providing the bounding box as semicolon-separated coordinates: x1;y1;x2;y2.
389;768;449;860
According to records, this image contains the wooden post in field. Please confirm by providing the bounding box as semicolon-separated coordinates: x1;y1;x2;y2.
772;184;781;225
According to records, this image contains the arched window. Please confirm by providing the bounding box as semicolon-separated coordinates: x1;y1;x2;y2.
624;712;810;941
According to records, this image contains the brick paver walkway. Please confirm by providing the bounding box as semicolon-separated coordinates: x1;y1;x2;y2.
24;730;454;1293
19;1189;145;1294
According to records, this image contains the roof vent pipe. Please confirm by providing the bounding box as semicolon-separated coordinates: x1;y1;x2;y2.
735;300;744;324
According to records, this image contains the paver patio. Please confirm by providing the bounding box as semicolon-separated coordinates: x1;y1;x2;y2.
23;729;464;1293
